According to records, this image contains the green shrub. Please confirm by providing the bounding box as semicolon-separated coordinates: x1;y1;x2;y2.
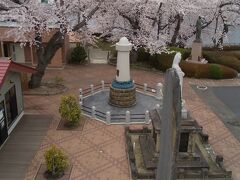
208;64;223;79
169;47;191;60
59;95;81;127
54;76;64;85
137;47;190;65
44;145;69;178
69;45;87;64
137;47;150;62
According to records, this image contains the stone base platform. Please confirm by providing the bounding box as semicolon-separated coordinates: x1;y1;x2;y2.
109;85;136;107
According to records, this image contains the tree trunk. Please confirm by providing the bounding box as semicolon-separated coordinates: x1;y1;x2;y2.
130;49;138;63
170;14;183;46
28;31;64;88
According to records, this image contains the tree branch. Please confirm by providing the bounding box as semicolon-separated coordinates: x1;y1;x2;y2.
72;0;103;31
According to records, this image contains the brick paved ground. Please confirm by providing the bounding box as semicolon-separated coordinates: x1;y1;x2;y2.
24;64;240;180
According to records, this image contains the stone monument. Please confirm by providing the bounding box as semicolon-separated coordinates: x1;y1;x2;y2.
191;16;203;62
109;37;136;107
156;68;182;180
125;66;232;179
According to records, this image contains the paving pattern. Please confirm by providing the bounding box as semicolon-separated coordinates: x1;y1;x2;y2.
23;64;240;180
0;114;51;180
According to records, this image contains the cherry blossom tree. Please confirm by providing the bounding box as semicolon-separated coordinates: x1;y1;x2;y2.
0;0;239;88
92;0;239;53
0;0;110;88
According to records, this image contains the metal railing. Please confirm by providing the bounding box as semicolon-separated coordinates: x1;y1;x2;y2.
78;80;162;124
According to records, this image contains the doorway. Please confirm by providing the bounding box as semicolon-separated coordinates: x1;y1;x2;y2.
5;85;18;127
0;101;8;146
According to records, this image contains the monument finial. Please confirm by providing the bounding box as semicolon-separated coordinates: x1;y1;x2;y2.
172;52;184;101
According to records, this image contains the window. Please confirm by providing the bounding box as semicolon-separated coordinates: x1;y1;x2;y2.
41;0;48;3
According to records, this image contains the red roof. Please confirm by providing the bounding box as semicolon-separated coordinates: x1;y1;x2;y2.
0;58;37;88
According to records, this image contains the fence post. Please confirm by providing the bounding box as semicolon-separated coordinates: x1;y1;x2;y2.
79;95;83;103
79;101;83;109
126;111;130;123
91;106;96;118
79;88;82;95
144;83;147;93
90;84;94;94
101;80;105;91
106;111;111;124
145;110;150;123
156;83;163;99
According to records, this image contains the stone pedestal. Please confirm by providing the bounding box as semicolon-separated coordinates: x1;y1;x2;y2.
109;85;136;107
191;41;202;62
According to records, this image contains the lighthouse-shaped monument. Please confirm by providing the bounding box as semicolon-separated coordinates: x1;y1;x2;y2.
109;37;136;107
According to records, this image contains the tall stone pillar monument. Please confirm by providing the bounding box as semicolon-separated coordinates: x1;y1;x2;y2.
109;37;136;107
191;16;203;62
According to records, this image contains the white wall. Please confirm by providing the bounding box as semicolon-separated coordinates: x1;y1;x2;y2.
9;43;25;63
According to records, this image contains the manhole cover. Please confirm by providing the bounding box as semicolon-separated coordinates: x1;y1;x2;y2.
197;85;208;90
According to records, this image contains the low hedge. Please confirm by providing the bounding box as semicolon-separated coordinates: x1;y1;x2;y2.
148;56;237;79
203;51;240;72
137;47;191;63
135;47;238;79
204;45;240;51
180;62;237;79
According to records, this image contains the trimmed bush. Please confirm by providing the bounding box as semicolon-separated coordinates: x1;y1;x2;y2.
69;45;87;64
203;51;240;72
180;62;237;79
204;45;240;51
209;64;223;79
54;76;64;85
44;145;69;178
59;95;81;127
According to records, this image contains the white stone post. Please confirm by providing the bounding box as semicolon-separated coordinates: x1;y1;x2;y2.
79;101;83;109
116;37;133;82
144;83;147;93
181;108;188;120
156;83;163;99
101;80;105;91
126;111;130;123
90;84;94;94
91;106;96;118
79;95;83;103
106;111;111;124
79;88;82;95
155;104;160;111
145;110;150;123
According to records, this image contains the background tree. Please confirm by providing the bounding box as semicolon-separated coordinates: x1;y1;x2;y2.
91;0;240;52
0;0;110;88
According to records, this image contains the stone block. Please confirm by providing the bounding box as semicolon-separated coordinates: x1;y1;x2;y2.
109;85;136;107
191;42;202;61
